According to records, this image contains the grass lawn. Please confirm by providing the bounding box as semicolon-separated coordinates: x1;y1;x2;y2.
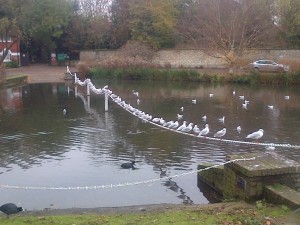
0;202;298;225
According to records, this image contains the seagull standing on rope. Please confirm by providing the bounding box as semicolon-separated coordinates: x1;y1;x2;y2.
177;121;187;131
164;120;174;127
152;117;161;123
214;128;226;138
246;129;264;141
198;124;209;137
168;121;179;129
193;125;200;134
181;123;193;133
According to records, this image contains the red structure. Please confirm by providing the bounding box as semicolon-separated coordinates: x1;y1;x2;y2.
0;36;20;65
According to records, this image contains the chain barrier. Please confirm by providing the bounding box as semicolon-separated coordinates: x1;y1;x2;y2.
0;157;255;190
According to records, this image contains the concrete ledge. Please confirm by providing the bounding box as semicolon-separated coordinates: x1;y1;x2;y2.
1;75;28;87
227;153;300;177
265;185;300;209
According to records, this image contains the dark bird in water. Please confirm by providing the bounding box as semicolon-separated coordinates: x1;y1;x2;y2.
0;203;23;218
121;161;136;169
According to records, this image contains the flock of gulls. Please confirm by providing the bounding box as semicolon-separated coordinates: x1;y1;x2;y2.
71;72;296;149
108;89;284;144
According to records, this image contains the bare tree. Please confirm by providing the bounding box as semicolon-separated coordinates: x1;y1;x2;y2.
177;0;279;70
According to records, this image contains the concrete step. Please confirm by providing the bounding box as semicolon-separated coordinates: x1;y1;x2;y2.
265;184;300;209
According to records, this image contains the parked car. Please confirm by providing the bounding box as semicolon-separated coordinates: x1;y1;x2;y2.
249;60;289;72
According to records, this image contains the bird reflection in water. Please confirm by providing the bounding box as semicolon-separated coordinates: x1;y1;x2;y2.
158;168;193;205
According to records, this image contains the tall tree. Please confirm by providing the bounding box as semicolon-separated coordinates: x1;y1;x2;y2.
177;0;279;68
128;0;178;48
64;0;111;50
21;0;72;62
109;0;130;48
275;0;300;47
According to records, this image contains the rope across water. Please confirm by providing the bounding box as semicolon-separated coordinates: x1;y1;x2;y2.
70;70;300;149
0;157;255;190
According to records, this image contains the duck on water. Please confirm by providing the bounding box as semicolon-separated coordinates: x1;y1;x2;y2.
121;161;136;169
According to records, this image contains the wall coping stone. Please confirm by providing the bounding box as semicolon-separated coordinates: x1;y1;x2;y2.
226;153;300;177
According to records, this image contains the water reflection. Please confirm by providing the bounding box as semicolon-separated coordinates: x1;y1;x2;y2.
0;80;300;210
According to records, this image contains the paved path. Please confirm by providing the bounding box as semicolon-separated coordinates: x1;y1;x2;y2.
6;64;75;83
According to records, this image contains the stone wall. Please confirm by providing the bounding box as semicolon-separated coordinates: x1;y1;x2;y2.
198;153;300;203
80;49;300;69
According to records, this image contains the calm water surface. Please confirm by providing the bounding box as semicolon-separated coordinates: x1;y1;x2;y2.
0;79;300;210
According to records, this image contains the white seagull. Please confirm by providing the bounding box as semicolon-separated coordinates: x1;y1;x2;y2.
177;114;183;120
268;105;274;109
159;118;166;126
246;129;264;141
284;96;290;100
239;95;245;100
177;121;187;131
181;123;193;133
193;125;200;134
198;124;209;137
63;108;67;116
236;126;242;133
152;117;161;123
168;121;179;129
233;91;236;95
214;128;226;138
242;102;248;109
180;106;184;112
266;146;275;151
202;115;207;121
218;116;225;123
192;99;197;104
132;90;139;97
209;93;214;97
164;120;174;127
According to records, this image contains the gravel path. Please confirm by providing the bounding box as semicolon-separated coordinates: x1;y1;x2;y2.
6;64;75;83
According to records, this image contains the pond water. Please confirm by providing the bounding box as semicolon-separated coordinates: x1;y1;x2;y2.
0;79;300;210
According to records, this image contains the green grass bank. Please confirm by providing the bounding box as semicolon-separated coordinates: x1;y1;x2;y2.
0;202;298;225
89;66;300;86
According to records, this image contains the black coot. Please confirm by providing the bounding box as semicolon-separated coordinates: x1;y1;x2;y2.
0;203;23;218
121;161;136;169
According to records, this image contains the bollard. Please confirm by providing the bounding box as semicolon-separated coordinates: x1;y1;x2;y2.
87;96;90;110
105;93;108;111
75;86;78;97
87;84;90;96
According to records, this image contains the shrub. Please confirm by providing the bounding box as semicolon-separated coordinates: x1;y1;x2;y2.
5;60;19;68
76;62;90;80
